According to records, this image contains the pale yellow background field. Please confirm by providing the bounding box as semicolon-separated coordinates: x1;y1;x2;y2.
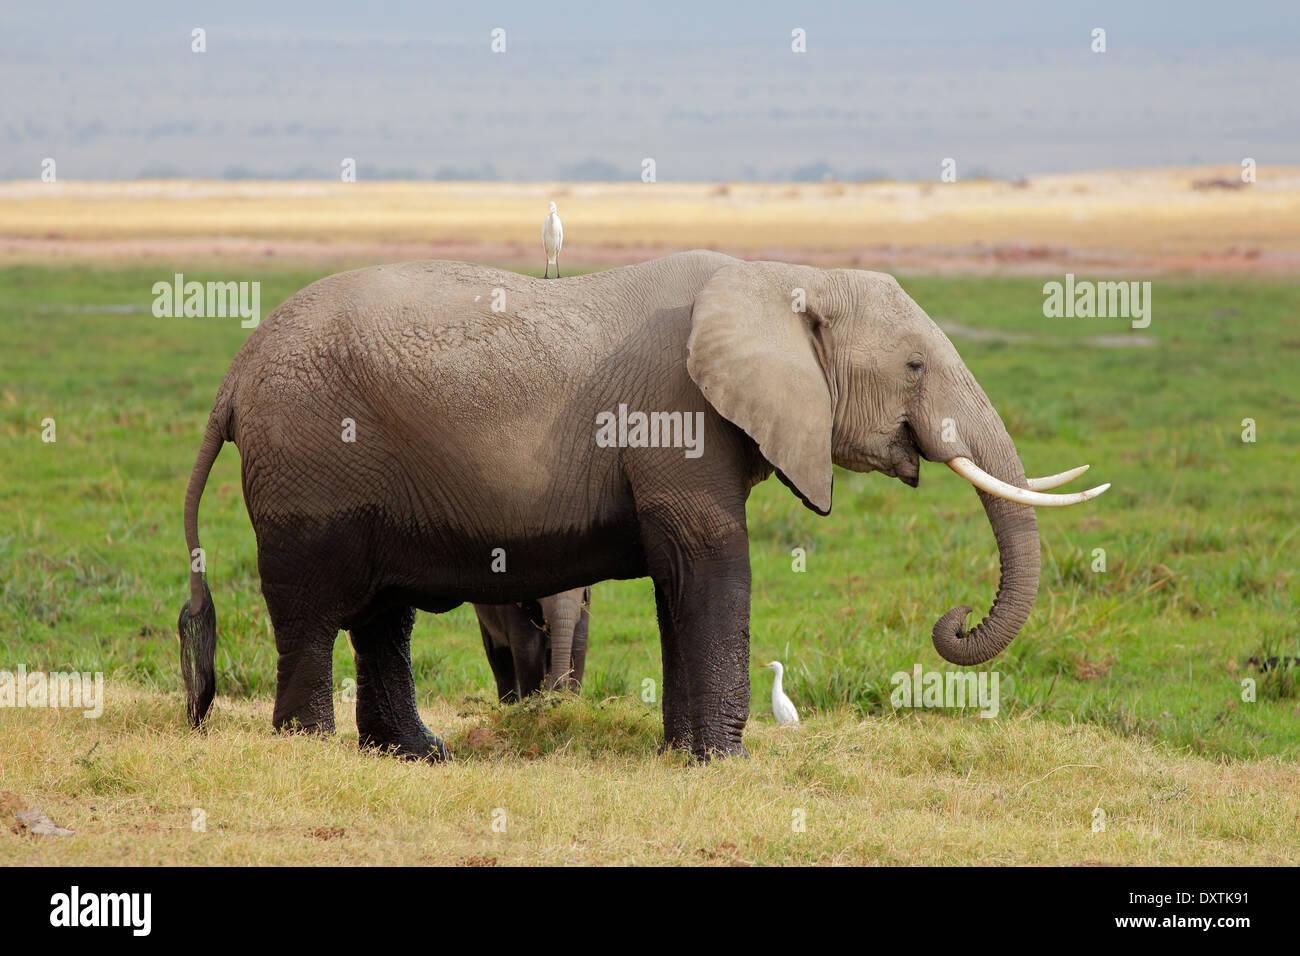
3;166;1297;272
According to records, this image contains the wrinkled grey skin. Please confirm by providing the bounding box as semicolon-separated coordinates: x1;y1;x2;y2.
476;587;591;701
179;251;1043;761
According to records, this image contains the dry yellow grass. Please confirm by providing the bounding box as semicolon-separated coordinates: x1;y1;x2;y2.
2;166;1298;265
2;685;1296;865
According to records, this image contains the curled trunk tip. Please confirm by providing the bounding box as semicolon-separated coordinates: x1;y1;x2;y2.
930;484;1040;667
931;605;983;666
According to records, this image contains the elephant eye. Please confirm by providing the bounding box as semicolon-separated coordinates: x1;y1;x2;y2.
906;359;925;372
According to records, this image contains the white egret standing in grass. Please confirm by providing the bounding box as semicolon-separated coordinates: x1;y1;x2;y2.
760;661;799;726
542;201;564;278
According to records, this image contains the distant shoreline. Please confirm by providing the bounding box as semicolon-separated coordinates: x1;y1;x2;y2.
2;167;1297;274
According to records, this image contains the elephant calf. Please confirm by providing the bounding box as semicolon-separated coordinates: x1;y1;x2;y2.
476;587;591;701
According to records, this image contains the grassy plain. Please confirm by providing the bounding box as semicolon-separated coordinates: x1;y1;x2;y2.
0;217;1296;864
4;687;1297;866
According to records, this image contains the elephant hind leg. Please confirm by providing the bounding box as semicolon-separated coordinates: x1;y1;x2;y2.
349;605;449;762
264;597;338;736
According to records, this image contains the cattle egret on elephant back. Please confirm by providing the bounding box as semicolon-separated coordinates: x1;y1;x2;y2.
542;201;563;278
760;661;800;726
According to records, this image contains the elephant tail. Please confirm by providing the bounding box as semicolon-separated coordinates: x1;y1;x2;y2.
177;401;229;728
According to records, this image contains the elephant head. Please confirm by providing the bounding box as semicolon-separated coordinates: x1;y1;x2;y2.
687;261;1108;665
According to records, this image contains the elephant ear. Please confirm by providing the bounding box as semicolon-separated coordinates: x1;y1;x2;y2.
687;261;837;515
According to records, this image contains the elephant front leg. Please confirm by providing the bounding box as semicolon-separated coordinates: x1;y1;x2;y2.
350;605;449;762
652;583;691;751
648;545;752;760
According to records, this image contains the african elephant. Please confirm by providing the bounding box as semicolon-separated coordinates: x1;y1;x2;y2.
476;587;591;701
177;251;1107;761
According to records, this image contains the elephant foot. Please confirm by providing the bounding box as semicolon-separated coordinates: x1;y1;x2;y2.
359;723;451;763
660;730;748;763
349;604;450;762
273;715;336;737
354;687;452;762
657;685;750;761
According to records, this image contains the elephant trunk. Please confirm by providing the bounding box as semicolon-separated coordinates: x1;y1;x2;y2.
544;590;583;692
931;422;1041;666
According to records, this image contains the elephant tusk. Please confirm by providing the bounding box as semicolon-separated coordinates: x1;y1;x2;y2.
947;457;1110;507
1025;464;1090;490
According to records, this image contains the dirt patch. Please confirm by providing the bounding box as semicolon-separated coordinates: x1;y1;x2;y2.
1087;334;1157;348
939;322;1159;348
3;235;1296;277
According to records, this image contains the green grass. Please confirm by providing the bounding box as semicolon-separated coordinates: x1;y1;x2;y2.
1;263;1297;765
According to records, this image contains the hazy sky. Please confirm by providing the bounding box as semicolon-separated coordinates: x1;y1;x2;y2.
2;1;1297;181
